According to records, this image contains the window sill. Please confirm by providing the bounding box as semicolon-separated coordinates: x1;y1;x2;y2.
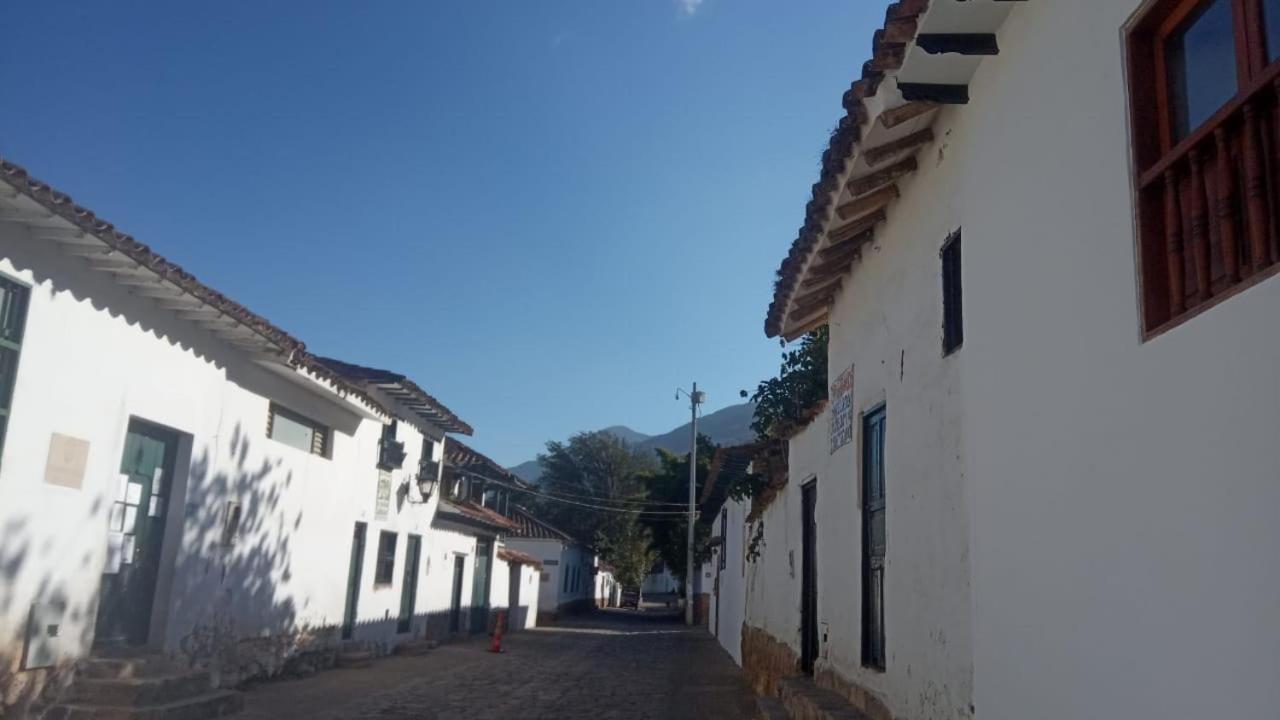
1143;262;1280;342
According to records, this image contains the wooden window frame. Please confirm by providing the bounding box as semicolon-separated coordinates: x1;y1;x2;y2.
266;402;331;458
373;530;398;587
1127;0;1280;337
941;230;963;356
0;274;31;466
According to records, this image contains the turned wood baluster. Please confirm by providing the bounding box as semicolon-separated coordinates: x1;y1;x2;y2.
1188;148;1212;303
1272;78;1280;264
1164;169;1186;316
1214;127;1240;284
1243;103;1272;272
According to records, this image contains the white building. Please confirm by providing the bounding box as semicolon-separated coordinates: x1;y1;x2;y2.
505;508;596;623
494;547;542;632
742;0;1280;719
0;158;482;715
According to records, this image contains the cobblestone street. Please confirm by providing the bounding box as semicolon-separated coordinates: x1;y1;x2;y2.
238;609;756;720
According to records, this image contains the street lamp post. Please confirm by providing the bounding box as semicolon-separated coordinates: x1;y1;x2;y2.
676;382;704;626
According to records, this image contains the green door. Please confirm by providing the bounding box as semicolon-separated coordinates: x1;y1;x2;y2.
342;522;367;640
469;539;492;634
397;534;422;634
93;420;178;648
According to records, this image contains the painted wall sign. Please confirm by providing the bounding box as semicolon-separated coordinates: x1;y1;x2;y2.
829;365;854;454
374;470;392;520
44;433;90;489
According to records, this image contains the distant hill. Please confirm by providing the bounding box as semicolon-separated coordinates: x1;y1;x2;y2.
508;403;756;483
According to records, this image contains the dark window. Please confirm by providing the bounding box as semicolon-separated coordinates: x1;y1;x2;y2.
374;531;398;586
941;231;963;355
563;565;570;593
719;508;728;571
267;403;329;457
0;276;30;463
1165;0;1238;141
1127;0;1280;334
861;405;887;670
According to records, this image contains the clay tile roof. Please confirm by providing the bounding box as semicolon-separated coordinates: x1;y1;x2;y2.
0;157;392;417
497;547;543;569
0;157;307;357
764;0;928;338
701;443;761;519
509;505;575;543
445;438;525;485
312;356;472;435
438;498;520;532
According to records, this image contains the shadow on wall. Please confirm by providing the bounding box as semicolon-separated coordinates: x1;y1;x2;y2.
162;421;303;689
0;497;109;715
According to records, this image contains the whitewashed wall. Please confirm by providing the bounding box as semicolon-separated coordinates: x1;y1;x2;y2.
712;497;749;666
492;555;540;631
748;82;977;717
952;3;1280;718
504;538;594;615
0;221;464;693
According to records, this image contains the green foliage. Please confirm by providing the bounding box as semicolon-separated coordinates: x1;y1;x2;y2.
533;431;654;553
749;326;828;442
745;520;765;563
639;433;717;586
607;523;658;593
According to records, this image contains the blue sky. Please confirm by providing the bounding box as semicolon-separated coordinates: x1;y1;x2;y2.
0;1;882;466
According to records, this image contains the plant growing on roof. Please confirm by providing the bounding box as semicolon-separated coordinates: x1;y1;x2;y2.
748;326;829;443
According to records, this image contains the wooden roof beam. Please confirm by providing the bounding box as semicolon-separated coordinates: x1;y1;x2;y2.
782;310;830;343
863;128;934;167
835;184;899;222
828;209;886;245
916;33;999;56
898;83;969;105
846;157;917;197
791;280;842;309
878;102;937;129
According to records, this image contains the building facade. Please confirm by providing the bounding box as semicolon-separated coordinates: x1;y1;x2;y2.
0;159;488;713
745;0;1280;718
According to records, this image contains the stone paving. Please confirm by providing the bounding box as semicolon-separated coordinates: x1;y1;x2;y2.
238;608;757;720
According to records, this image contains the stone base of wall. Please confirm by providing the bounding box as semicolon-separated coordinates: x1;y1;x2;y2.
741;624;894;720
741;624;799;697
814;665;893;720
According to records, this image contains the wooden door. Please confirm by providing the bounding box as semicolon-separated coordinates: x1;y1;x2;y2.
93;420;178;648
449;555;465;632
397;534;422;634
341;522;367;639
800;480;819;675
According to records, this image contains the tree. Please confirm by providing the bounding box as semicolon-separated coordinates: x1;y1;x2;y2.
608;523;658;606
532;431;653;553
640;433;717;588
749;326;828;441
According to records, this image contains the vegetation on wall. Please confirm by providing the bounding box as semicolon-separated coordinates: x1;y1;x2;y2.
748;326;829;443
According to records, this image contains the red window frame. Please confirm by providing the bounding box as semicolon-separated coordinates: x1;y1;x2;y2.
1127;0;1280;336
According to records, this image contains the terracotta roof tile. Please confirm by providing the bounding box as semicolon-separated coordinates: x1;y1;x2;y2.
765;1;929;338
497;547;543;569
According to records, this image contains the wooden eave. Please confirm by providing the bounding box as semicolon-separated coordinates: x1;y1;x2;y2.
766;0;1024;340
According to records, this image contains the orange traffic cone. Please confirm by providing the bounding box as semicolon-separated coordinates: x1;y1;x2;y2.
488;611;506;653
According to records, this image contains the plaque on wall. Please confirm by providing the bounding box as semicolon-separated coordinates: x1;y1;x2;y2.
44;433;90;489
374;469;392;520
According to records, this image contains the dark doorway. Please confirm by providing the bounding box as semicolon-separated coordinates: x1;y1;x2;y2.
449;555;466;632
341;522;367;640
397;534;422;634
470;539;492;634
93;419;179;649
800;479;819;675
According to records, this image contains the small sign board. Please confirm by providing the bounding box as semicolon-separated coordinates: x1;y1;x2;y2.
44;433;90;489
829;365;854;454
374;470;392;520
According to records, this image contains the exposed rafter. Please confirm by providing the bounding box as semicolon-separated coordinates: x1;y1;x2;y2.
915;33;999;56
846;157;918;196
898;83;970;105
835;185;900;222
863;128;935;166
